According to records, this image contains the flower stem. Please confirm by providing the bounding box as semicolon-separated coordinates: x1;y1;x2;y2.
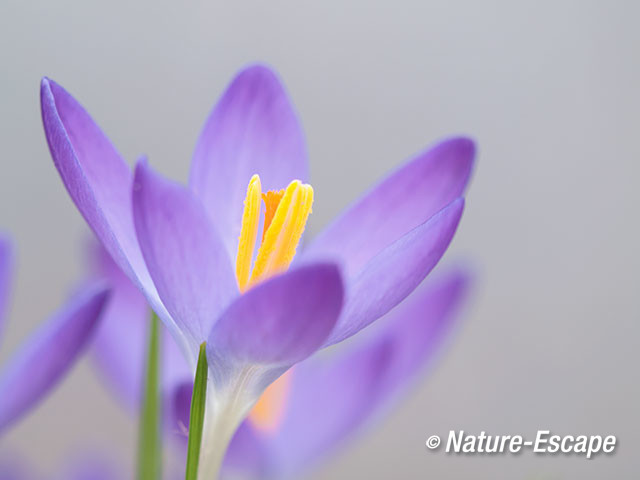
185;343;208;480
137;311;162;480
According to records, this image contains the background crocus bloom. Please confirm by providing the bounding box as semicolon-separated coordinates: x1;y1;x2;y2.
0;234;110;435
41;64;474;473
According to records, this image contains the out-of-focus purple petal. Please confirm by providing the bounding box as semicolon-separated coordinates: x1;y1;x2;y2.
0;284;110;433
189;64;308;260
167;380;192;439
59;453;120;480
304;137;474;277
269;340;393;477
206;263;343;390
132;160;237;347
0;234;14;347
87;241;147;411
227;269;471;478
39;79;180;349
88;241;190;414
224;420;270;474
325;198;464;346
376;268;471;397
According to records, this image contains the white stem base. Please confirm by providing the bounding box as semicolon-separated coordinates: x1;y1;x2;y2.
196;379;256;480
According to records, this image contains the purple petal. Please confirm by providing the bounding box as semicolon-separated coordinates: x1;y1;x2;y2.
207;263;343;372
87;241;147;411
40;78;138;291
59;453;120;480
0;234;14;347
325;198;464;346
40;79;178;346
304;137;474;277
268;340;393;477
226;269;471;477
132;160;238;347
88;241;191;414
189;64;308;260
224;413;280;475
167;380;192;439
0;284;110;433
375;268;471;398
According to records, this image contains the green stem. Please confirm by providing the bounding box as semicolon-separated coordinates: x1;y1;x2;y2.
137;311;162;480
185;343;208;480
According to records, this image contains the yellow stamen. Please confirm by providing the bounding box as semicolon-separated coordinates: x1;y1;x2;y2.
234;175;313;431
249;370;293;431
235;174;262;292
249;180;313;286
235;174;313;290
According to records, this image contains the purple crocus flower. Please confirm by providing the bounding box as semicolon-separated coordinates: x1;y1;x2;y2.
40;64;474;476
0;234;110;434
89;240;470;478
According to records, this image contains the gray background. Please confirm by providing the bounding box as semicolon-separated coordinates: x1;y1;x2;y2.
0;0;638;478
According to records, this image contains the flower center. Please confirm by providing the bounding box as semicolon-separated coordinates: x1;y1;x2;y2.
235;174;312;431
235;174;314;292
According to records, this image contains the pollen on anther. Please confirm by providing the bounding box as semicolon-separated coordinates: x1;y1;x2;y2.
235;174;262;292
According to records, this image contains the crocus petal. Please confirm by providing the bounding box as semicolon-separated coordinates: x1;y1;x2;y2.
59;453;120;480
0;284;109;433
0;234;13;346
132;160;238;347
304;137;474;277
206;263;343;392
375;268;471;397
40;79;179;348
189;64;308;260
168;380;193;439
226;269;470;478
88;241;147;412
224;421;270;473
88;241;191;414
267;340;393;477
325;198;464;346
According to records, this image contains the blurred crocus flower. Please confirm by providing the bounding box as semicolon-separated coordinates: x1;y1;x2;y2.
41;64;474;473
0;234;110;435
